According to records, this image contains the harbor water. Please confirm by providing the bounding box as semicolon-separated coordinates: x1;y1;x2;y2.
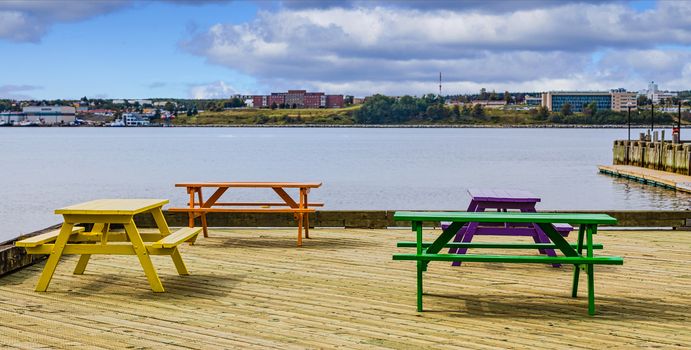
1;127;689;241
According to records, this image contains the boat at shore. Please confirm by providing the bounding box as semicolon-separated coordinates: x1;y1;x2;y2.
17;120;41;127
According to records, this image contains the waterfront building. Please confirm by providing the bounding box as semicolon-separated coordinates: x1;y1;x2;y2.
252;90;344;108
540;90;637;112
610;89;637;112
110;113;150;126
22;106;76;124
541;91;611;112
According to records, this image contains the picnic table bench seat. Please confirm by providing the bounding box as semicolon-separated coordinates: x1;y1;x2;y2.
151;227;202;248
16;226;85;247
393;211;623;316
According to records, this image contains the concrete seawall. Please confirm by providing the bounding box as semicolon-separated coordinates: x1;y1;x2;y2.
3;210;691;277
613;140;691;175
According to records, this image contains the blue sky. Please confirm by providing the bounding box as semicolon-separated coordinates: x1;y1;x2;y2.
1;0;689;100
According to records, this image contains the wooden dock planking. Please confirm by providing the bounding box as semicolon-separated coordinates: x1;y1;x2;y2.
0;228;690;349
598;164;691;192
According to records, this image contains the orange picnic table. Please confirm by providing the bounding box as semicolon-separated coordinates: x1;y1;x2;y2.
169;182;322;246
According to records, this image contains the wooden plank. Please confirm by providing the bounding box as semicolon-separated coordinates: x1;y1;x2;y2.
393;211;617;225
15;226;85;247
168;208;316;213
396;241;605;249
151;227;202;248
206;202;324;207
392;253;624;264
55;199;169;215
175;182;322;188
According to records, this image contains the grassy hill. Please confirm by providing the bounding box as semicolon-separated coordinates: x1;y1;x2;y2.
174;105;360;125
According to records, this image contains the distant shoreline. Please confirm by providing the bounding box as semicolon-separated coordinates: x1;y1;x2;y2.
2;124;684;129
167;124;684;129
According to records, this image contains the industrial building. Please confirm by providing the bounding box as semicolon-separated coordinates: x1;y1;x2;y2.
22;106;76;124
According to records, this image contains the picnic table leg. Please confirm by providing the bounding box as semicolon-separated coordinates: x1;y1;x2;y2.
297;212;303;247
301;189;310;239
587;225;596;315
451;222;478;267
448;200;478;256
448;225;466;265
572;225;586;297
73;223;107;275
196;189;209;238
170;247;190;275
448;225;466;255
188;187;196;229
151;208;187;272
414;220;424;311
124;219;165;292
532;224;560;268
417;259;423;311
35;222;75;292
523;207;560;266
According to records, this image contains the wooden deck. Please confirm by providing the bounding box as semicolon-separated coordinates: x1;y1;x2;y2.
0;228;690;349
599;164;691;192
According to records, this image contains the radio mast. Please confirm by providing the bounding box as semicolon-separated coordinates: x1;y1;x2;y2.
439;72;442;96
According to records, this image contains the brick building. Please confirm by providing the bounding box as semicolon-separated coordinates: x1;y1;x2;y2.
252;90;344;109
304;92;325;108
326;95;344;108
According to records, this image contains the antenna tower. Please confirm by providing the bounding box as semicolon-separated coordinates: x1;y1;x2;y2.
439;72;442;96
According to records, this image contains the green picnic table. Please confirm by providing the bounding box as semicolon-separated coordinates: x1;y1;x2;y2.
393;211;624;315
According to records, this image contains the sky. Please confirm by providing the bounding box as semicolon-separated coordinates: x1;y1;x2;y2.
1;0;690;100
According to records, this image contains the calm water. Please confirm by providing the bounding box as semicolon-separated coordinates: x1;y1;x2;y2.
1;127;689;241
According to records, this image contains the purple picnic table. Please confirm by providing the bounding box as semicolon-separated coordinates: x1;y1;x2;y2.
442;189;573;267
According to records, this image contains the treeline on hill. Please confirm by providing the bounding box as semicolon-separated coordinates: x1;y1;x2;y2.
355;95;691;125
355;94;488;124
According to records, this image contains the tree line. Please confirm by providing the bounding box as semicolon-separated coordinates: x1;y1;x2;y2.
355;94;488;124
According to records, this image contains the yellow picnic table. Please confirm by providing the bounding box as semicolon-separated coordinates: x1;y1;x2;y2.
16;199;201;292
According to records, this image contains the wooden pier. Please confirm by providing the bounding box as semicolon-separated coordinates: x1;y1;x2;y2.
598;164;691;193
1;228;690;348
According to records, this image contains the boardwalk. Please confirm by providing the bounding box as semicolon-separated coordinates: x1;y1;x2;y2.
598;164;691;192
0;228;689;349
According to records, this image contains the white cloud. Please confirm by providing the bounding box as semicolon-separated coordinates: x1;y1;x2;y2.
183;1;691;95
188;81;238;99
0;85;43;100
0;0;234;43
0;1;131;42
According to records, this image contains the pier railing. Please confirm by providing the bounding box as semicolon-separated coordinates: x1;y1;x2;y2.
613;140;691;175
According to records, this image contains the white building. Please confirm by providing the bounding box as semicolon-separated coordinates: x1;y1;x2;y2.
110;113;150;127
643;81;677;104
22;106;76;124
